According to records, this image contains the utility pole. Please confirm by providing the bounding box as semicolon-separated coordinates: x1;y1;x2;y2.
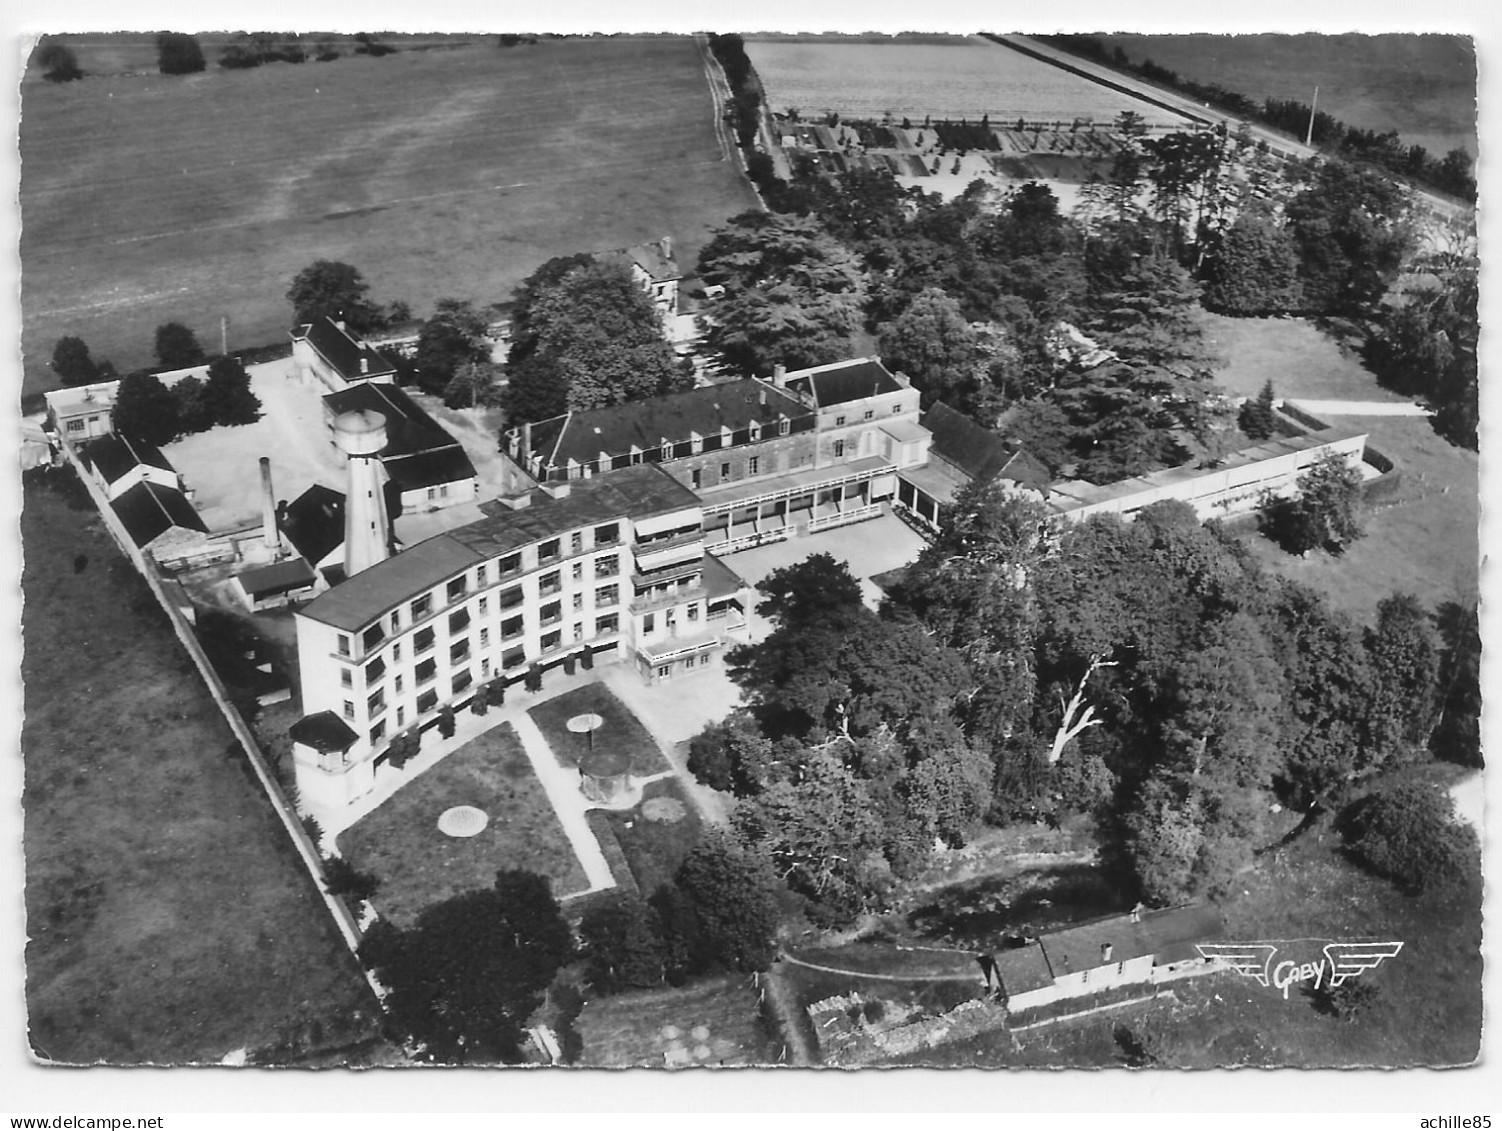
1305;86;1319;148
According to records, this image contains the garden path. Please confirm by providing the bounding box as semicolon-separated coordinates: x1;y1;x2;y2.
511;711;617;894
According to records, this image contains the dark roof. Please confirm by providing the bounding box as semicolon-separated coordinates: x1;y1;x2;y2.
992;943;1056;995
322;383;476;486
295;316;396;382
84;433;174;485
526;380;809;470
237;557;317;597
300;535;486;632
289;710;359;754
785;359;902;407
595;238;681;283
1040;904;1227;975
301;466;698;632
922;403;1052;493
110;481;207;547
281;484;345;566
702;552;748;601
455;466;699;559
384;446;480;492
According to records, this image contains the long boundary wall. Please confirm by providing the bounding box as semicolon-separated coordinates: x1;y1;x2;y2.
54;437;383;1002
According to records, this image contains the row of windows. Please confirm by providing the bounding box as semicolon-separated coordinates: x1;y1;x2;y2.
344;613;624;733
342;584;625;688
335;547;625;657
832;405;900;426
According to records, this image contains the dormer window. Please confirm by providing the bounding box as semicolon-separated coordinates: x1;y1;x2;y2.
778;417;790;436
749;421;761;442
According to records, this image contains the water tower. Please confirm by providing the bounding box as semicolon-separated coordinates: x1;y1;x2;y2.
335;410;391;576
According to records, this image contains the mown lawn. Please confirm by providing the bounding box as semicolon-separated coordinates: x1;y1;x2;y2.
529;682;673;777
20;471;380;1064
20;35;760;392
1203;315;1478;623
337;722;589;928
601;777;704;897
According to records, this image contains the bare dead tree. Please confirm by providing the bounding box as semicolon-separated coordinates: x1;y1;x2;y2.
1047;653;1117;764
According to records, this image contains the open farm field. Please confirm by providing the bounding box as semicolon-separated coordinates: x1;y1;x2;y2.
1094;34;1477;158
20;35;759;395
1203;315;1478;622
21;472;380;1064
744;36;1191;125
26;33;477;84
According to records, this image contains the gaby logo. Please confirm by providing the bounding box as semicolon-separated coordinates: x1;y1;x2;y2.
1195;941;1404;999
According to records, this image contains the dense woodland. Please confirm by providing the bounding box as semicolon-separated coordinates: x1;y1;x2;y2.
691;493;1480;926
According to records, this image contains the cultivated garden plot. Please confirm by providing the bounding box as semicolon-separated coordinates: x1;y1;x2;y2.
336;723;590;928
744;36;1191;125
575;973;774;1067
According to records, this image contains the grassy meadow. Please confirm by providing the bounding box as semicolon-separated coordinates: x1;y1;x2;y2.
1094;34;1477;158
1204;314;1478;624
20;35;759;393
21;472;380;1064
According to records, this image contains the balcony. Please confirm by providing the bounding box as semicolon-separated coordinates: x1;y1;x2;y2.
633;527;701;555
629;581;704;616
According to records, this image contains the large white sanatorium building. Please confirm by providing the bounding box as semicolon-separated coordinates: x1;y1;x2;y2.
290;464;751;809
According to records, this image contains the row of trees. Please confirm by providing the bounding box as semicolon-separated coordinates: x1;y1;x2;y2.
690;485;1479;917
112;357;261;446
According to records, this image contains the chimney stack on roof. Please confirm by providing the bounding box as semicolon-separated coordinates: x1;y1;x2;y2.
772;363;787;387
360;356;369;376
660;234;673;260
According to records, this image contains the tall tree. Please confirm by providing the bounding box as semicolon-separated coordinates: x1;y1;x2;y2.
443;359;503;410
1360;593;1442;769
112;372;181;447
156;32;206;74
1284;159;1414;316
697;211;866;376
202;356;261;426
412;298;491;394
35;41;83;82
1258;451;1365;556
1202;210;1301;316
154;322;206;370
877;287;983;409
671;831;782;971
51;336;99;386
578;898;665;994
505;259;686;419
357;870;573;1063
1238;380;1279;441
286;260;385;332
1341;784;1478;893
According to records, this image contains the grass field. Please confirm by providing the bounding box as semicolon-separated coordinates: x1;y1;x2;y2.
19;35;759;394
575;973;773;1066
1094;33;1477;159
1204;314;1478;623
601;777;704;897
21;471;380;1064
336;722;590;927
528;682;673;777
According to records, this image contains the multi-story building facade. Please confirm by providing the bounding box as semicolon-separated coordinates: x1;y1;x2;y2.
289;464;750;809
502;357;935;554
